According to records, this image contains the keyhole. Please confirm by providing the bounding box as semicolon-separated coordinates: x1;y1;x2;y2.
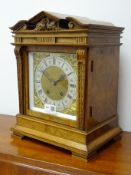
91;60;94;72
89;106;93;117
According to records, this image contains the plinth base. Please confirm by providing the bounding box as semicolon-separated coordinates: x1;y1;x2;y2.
12;114;122;159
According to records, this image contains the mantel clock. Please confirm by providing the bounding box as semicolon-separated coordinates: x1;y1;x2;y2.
10;11;124;159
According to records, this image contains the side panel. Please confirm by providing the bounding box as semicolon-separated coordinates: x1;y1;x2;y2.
86;46;119;128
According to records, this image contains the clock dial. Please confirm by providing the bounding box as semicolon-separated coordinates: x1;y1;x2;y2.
29;52;77;120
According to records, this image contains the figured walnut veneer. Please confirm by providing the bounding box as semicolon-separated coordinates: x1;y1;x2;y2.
10;11;124;159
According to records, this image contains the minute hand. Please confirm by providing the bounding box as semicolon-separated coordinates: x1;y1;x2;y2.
44;70;55;85
54;74;66;86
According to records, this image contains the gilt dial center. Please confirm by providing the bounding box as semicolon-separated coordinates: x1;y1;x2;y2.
41;66;68;101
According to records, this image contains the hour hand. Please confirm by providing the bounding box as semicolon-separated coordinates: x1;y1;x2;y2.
54;74;66;86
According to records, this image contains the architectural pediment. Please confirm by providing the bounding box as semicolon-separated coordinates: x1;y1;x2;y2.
10;11;114;32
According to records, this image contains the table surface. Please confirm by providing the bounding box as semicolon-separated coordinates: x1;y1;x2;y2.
0;114;131;175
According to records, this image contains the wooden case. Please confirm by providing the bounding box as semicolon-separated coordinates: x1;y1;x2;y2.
10;11;124;159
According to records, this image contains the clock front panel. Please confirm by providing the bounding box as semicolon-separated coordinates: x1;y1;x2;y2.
28;52;78;121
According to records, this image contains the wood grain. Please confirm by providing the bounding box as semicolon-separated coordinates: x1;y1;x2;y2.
11;11;124;159
0;115;131;175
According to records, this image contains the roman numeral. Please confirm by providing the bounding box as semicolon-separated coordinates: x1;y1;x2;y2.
67;94;72;99
61;62;65;68
70;84;76;88
35;80;40;83
43;61;47;67
67;72;73;76
38;89;42;95
53;57;56;65
44;98;48;103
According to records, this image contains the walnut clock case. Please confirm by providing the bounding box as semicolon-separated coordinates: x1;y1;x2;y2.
10;11;124;159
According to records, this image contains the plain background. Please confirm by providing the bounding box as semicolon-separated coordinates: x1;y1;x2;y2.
0;0;130;131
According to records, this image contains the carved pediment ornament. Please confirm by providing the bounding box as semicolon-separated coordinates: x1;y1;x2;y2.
68;21;75;29
35;17;57;31
10;12;81;32
10;11;115;32
21;18;75;31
